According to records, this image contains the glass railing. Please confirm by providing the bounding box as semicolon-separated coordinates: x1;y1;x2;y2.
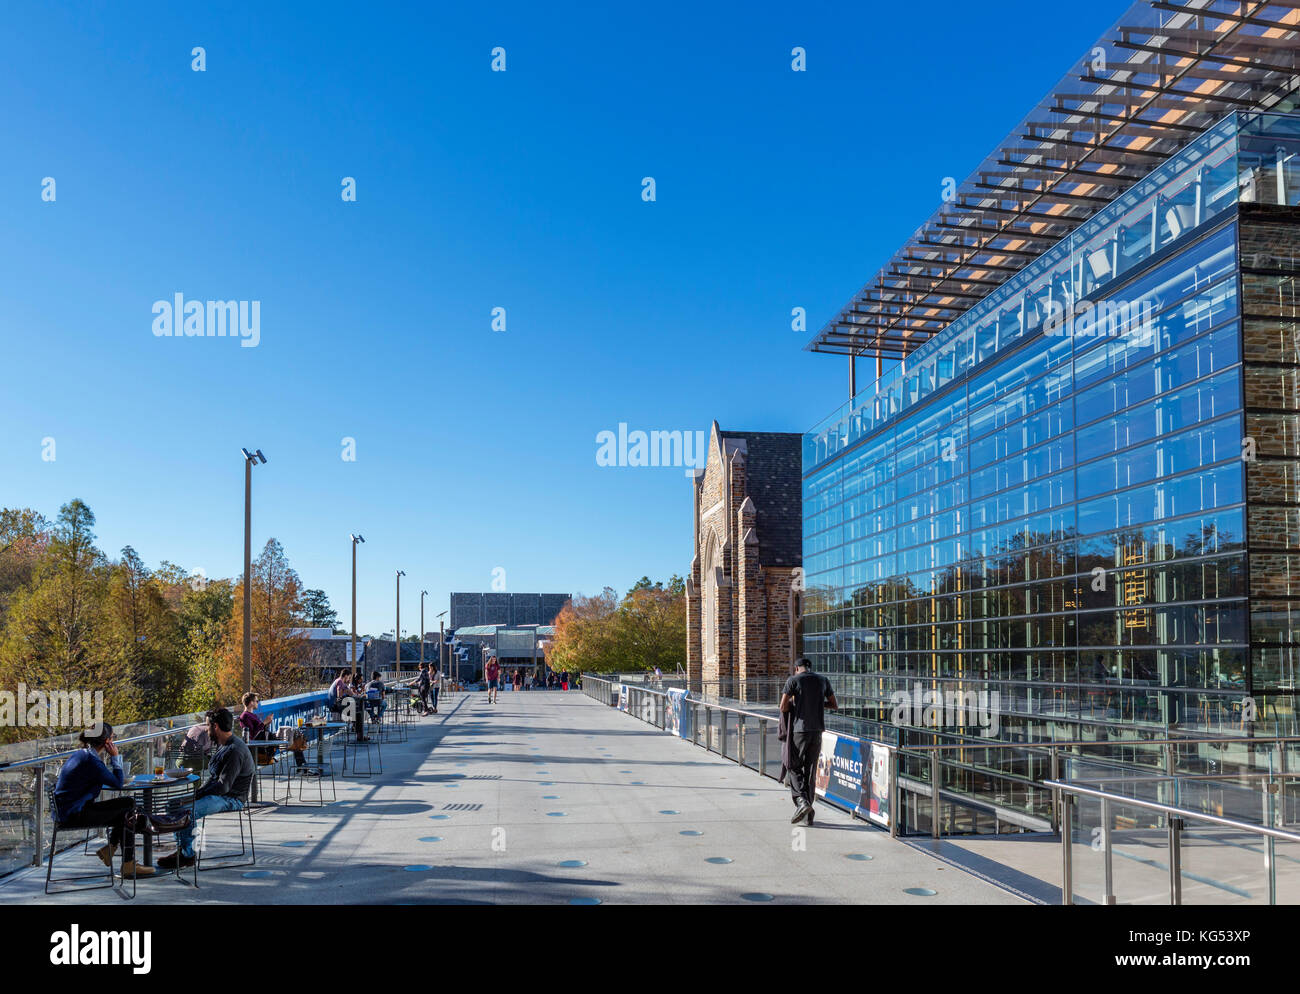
0;690;331;879
1052;770;1300;905
805;110;1300;472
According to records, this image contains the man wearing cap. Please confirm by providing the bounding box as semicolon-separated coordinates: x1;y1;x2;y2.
780;658;838;826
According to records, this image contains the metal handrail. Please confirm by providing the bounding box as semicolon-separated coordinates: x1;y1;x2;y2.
1047;776;1300;905
1068;771;1300;784
1044;778;1300;843
0;724;199;771
0;689;335;770
583;675;777;724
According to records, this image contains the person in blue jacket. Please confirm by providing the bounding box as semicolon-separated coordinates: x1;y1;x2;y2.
52;723;153;878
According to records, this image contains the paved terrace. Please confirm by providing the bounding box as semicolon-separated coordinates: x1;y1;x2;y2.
0;691;1023;905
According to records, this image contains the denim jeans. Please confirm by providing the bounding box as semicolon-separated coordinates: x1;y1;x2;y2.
171;794;244;857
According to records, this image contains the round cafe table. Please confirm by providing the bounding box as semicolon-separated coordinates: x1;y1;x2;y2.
119;772;199;867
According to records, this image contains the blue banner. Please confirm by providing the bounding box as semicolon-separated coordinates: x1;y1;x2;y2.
813;730;891;829
814;731;864;812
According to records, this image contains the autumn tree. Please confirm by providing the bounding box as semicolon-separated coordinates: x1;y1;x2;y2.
216;538;313;700
547;578;686;674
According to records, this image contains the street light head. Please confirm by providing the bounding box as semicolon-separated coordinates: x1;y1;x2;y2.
255;449;267;464
397;570;406;577
241;448;254;461
351;533;365;544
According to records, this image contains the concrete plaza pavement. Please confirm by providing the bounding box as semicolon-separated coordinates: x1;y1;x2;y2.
0;690;1024;905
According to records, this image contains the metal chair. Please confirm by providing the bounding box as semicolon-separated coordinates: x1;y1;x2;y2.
44;818;119;896
195;796;257;873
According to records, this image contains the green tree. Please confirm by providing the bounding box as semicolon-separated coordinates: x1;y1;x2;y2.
301;588;338;629
101;546;186;717
0;500;136;733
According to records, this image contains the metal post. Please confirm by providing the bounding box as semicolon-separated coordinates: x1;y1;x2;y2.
931;751;942;839
1266;777;1277;905
243;457;253;694
849;352;856;400
739;715;745;766
395;571;403;675
760;718;767;776
1102;797;1115;905
420;592;426;669
889;748;900;839
1277;144;1288;206
33;767;45;867
1050;748;1061;833
351;540;357;679
1169;814;1186;903
1061;791;1073;905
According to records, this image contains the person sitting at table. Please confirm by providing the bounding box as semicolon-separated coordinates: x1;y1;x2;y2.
329;669;368;742
52;723;166;879
365;671;387;723
239;691;307;768
179;720;212;774
158;708;254;870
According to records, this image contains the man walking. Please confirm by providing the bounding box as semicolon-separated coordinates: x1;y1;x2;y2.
779;658;837;826
485;655;501;704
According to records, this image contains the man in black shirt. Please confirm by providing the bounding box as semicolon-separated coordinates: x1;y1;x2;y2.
159;707;254;869
780;658;837;826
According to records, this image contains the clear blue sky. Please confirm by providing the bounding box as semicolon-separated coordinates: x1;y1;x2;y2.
0;0;1118;635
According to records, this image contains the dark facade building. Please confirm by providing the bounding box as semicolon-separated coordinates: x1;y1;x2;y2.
449;592;571;629
801;0;1300;832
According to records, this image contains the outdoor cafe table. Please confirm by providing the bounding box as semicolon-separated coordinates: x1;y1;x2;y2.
120;772;199;867
244;739;287;806
299;721;348;770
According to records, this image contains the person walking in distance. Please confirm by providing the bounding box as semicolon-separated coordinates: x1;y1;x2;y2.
485;656;501;704
780;658;837;826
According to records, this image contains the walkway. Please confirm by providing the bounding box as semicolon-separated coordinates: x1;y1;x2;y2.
0;691;1022;905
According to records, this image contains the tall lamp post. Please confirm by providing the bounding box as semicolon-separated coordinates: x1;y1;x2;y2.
350;534;365;676
240;447;267;694
420;591;428;668
395;570;406;675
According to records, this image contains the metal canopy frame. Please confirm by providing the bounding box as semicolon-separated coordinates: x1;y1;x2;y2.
808;0;1300;360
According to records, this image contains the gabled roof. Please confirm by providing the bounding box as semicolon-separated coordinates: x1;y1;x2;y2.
719;430;803;568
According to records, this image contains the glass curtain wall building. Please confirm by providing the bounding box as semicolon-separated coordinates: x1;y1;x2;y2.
802;0;1300;832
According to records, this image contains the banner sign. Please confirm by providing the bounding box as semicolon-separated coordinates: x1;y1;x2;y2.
665;688;692;739
865;742;891;827
814;731;864;812
813;730;891;829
